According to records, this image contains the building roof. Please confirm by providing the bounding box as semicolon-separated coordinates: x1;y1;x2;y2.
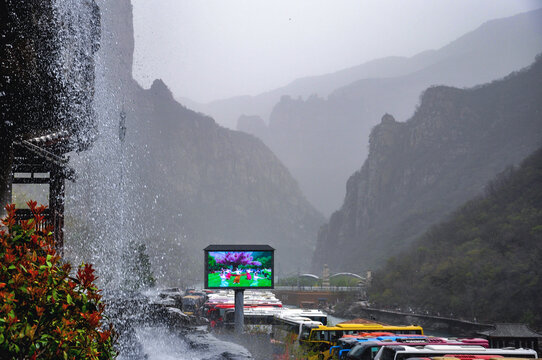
479;323;542;338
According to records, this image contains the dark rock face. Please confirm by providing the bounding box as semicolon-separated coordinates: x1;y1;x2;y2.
95;0;134;83
312;55;542;273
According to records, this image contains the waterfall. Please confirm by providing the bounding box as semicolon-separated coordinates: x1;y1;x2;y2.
56;0;138;294
47;0;253;358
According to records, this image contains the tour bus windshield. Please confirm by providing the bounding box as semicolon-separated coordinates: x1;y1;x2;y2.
300;323;321;341
348;343;381;360
271;314;323;342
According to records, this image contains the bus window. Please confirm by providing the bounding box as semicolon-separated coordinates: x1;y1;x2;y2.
329;331;341;343
349;345;365;359
225;312;234;322
397;330;423;335
311;330;326;341
358;346;380;360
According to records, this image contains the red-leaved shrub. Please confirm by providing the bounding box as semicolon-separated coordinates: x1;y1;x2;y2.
0;201;117;359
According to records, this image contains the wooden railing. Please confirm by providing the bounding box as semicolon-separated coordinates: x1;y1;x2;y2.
15;208;53;233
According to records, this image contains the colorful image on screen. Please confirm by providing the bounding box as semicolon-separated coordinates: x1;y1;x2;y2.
207;251;272;288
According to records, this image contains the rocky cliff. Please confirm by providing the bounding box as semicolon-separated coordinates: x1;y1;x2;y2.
128;79;324;282
238;8;542;216
312;55;542;273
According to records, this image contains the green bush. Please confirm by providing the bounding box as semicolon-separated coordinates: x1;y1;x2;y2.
0;202;117;359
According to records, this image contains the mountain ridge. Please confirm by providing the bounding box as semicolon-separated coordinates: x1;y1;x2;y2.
183;8;542;129
238;8;542;216
127;75;326;282
312;54;542;273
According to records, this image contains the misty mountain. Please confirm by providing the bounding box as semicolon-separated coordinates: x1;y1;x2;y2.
186;8;542;130
369;146;542;328
180;54;429;129
129;79;324;282
65;0;324;285
312;54;542;274
237;8;542;216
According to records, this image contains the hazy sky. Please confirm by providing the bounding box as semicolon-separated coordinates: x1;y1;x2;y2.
131;0;541;103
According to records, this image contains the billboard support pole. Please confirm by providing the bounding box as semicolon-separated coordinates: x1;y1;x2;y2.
234;289;244;334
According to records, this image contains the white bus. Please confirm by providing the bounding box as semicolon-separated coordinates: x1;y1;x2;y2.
272;313;324;344
222;307;327;334
281;308;328;325
223;306;283;332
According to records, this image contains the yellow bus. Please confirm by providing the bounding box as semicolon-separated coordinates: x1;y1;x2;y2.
298;323;424;360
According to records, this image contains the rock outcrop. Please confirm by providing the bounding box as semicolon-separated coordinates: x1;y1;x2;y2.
313;55;542;273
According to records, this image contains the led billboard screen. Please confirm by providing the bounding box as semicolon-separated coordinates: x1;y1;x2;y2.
204;245;274;289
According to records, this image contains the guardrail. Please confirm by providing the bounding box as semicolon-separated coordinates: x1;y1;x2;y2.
273;286;361;292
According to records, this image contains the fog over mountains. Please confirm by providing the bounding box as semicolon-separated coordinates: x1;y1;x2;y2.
185;9;542;127
187;9;542;216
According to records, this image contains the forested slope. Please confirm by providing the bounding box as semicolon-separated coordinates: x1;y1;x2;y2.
369;147;542;328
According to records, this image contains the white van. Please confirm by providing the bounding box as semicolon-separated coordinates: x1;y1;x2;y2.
374;344;538;360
